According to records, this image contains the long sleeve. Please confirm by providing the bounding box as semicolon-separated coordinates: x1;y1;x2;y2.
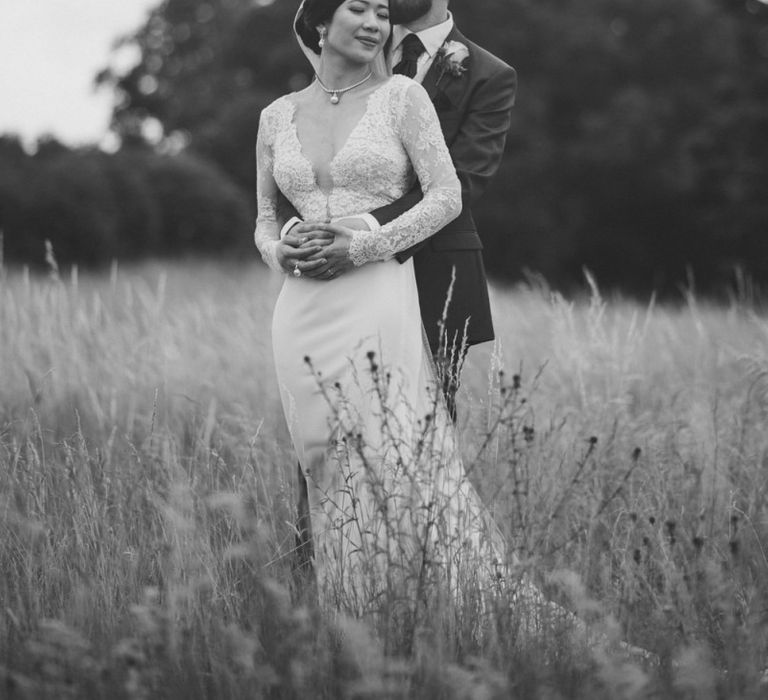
347;83;462;267
253;108;284;273
371;49;517;265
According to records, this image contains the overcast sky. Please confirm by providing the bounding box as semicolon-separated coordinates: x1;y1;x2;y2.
3;0;767;148
0;1;158;147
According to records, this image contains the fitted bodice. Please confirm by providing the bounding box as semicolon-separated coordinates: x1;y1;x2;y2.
267;80;416;222
255;75;461;270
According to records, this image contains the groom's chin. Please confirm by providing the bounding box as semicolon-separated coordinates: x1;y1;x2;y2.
389;0;433;26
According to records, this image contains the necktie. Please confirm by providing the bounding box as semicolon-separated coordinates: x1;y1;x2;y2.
393;33;425;79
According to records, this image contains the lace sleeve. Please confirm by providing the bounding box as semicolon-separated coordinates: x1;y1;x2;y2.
253;108;284;273
348;82;461;266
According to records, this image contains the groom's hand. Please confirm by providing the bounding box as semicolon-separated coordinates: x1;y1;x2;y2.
300;218;370;281
291;221;335;248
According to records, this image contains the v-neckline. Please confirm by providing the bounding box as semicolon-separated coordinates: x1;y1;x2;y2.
286;79;391;196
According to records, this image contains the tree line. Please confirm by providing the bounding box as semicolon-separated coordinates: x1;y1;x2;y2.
1;0;766;296
0;137;251;266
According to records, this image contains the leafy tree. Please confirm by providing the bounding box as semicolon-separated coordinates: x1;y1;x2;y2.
0;137;39;262
141;151;252;254
455;0;762;293
87;0;768;293
0;143;252;267
98;0;305;192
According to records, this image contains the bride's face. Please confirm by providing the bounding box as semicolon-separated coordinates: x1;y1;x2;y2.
325;0;391;64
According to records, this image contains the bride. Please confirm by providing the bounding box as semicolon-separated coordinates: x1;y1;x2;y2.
256;0;536;629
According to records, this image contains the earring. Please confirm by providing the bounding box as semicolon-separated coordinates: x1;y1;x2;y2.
318;26;326;48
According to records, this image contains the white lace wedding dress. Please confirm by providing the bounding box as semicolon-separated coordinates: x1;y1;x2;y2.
252;69;656;664
255;76;511;617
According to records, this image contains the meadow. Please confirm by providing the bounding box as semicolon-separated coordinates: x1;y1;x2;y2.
1;259;767;699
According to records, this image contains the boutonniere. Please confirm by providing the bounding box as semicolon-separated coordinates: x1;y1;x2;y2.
435;40;469;80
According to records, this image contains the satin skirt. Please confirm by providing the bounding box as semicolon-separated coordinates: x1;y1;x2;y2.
272;259;423;471
272;259;504;614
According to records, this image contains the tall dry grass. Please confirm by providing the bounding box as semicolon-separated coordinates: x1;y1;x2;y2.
1;260;767;698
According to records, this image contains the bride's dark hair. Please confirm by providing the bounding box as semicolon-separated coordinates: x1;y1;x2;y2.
295;0;346;55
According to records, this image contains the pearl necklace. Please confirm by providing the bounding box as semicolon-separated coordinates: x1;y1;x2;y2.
314;71;373;104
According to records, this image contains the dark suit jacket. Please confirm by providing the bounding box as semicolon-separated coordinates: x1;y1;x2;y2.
373;27;516;353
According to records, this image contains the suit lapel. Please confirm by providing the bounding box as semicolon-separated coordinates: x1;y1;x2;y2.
421;26;469;104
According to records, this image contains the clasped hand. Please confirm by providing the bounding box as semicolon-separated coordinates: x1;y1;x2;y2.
275;218;368;280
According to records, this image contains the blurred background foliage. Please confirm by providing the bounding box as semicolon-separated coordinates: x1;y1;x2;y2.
1;0;767;295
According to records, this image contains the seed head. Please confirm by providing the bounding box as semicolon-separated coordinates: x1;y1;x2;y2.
665;520;677;545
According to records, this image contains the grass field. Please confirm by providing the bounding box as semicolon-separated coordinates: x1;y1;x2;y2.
1;260;767;699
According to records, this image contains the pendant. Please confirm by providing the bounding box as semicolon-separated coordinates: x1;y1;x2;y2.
330;93;340;105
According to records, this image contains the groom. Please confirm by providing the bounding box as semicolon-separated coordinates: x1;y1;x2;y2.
288;0;517;419
285;0;516;573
